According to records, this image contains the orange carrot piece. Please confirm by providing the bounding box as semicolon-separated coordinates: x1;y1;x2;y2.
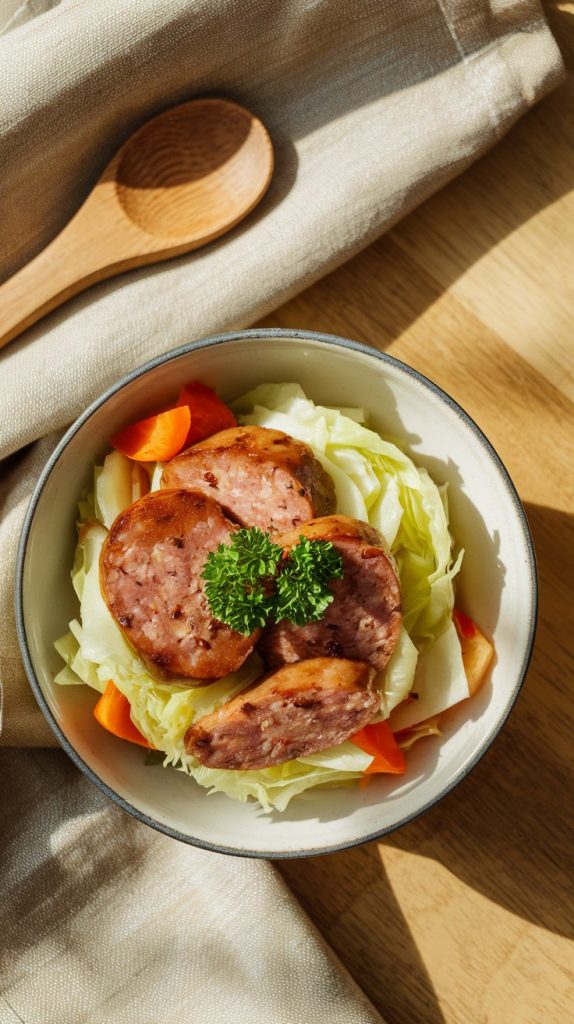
93;680;153;749
111;406;191;462
351;720;406;774
453;608;494;696
452;608;477;639
176;381;236;446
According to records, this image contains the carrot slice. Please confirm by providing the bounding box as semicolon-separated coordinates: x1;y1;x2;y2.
111;406;191;462
452;608;477;639
351;720;406;774
453;608;494;696
93;680;153;749
176;381;236;446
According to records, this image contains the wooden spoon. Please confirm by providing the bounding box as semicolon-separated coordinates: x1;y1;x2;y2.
0;98;274;349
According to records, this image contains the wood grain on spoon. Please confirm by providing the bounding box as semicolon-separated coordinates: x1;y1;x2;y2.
0;98;274;349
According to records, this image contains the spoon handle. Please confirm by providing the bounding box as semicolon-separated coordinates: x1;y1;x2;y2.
1;244;87;350
0;186;159;350
0;201;124;349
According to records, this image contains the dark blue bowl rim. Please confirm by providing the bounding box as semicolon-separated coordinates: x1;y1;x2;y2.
15;328;538;859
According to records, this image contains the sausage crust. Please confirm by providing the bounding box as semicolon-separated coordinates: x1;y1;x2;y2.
161;425;335;534
186;658;378;769
100;489;258;681
260;515;402;672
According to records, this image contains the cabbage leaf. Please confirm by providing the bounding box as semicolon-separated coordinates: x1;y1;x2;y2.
389;621;469;732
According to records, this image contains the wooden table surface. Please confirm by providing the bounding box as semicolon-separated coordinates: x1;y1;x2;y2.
264;4;574;1022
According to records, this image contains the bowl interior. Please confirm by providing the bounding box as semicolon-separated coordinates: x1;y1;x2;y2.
19;333;535;856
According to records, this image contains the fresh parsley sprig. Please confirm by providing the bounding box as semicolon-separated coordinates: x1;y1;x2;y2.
202;528;281;635
275;535;344;626
201;527;343;635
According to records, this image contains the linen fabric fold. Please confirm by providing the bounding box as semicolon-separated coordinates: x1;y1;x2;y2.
0;747;386;1024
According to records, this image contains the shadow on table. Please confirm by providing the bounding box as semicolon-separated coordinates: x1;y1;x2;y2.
280;503;574;1023
264;2;572;355
283;839;451;1024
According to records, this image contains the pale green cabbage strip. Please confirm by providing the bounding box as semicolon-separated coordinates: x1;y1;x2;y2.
54;385;465;811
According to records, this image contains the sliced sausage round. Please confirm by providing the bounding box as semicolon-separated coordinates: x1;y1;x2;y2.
186;657;378;769
100;489;259;681
260;515;402;672
161;425;336;534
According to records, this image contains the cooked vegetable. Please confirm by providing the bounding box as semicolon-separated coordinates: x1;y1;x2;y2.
176;381;236;447
396;715;441;751
131;462;150;501
201;527;343;635
95;451;133;527
93;680;152;748
378;627;419;718
351;720;405;774
111;406;191;462
389;619;469;731
453;609;494;695
95;450;150;528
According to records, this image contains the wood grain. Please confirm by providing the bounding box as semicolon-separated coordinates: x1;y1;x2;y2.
267;4;574;1021
0;98;273;349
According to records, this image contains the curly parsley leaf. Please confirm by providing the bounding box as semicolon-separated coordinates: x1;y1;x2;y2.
201;527;344;635
202;528;282;635
274;537;343;626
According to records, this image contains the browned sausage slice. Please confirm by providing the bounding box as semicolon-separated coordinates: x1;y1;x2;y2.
161;425;336;534
100;489;259;681
260;515;402;672
186;658;378;769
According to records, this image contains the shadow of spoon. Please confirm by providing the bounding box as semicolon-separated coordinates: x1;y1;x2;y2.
0;98;274;349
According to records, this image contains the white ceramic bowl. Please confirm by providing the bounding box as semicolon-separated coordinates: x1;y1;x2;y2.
16;330;537;857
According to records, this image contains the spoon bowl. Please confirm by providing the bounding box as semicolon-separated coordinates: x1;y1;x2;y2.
0;98;273;348
114;99;272;241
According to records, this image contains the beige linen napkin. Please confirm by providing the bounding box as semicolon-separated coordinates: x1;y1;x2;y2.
0;2;563;1021
0;747;383;1024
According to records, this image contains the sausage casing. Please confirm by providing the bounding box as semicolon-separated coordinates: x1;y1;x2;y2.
161;425;336;534
100;489;259;681
261;515;402;672
186;657;378;769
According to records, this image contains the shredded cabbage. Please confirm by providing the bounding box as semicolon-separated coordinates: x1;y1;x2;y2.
378;627;419;719
55;383;464;811
396;716;442;751
389;620;469;732
96;451;133;528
